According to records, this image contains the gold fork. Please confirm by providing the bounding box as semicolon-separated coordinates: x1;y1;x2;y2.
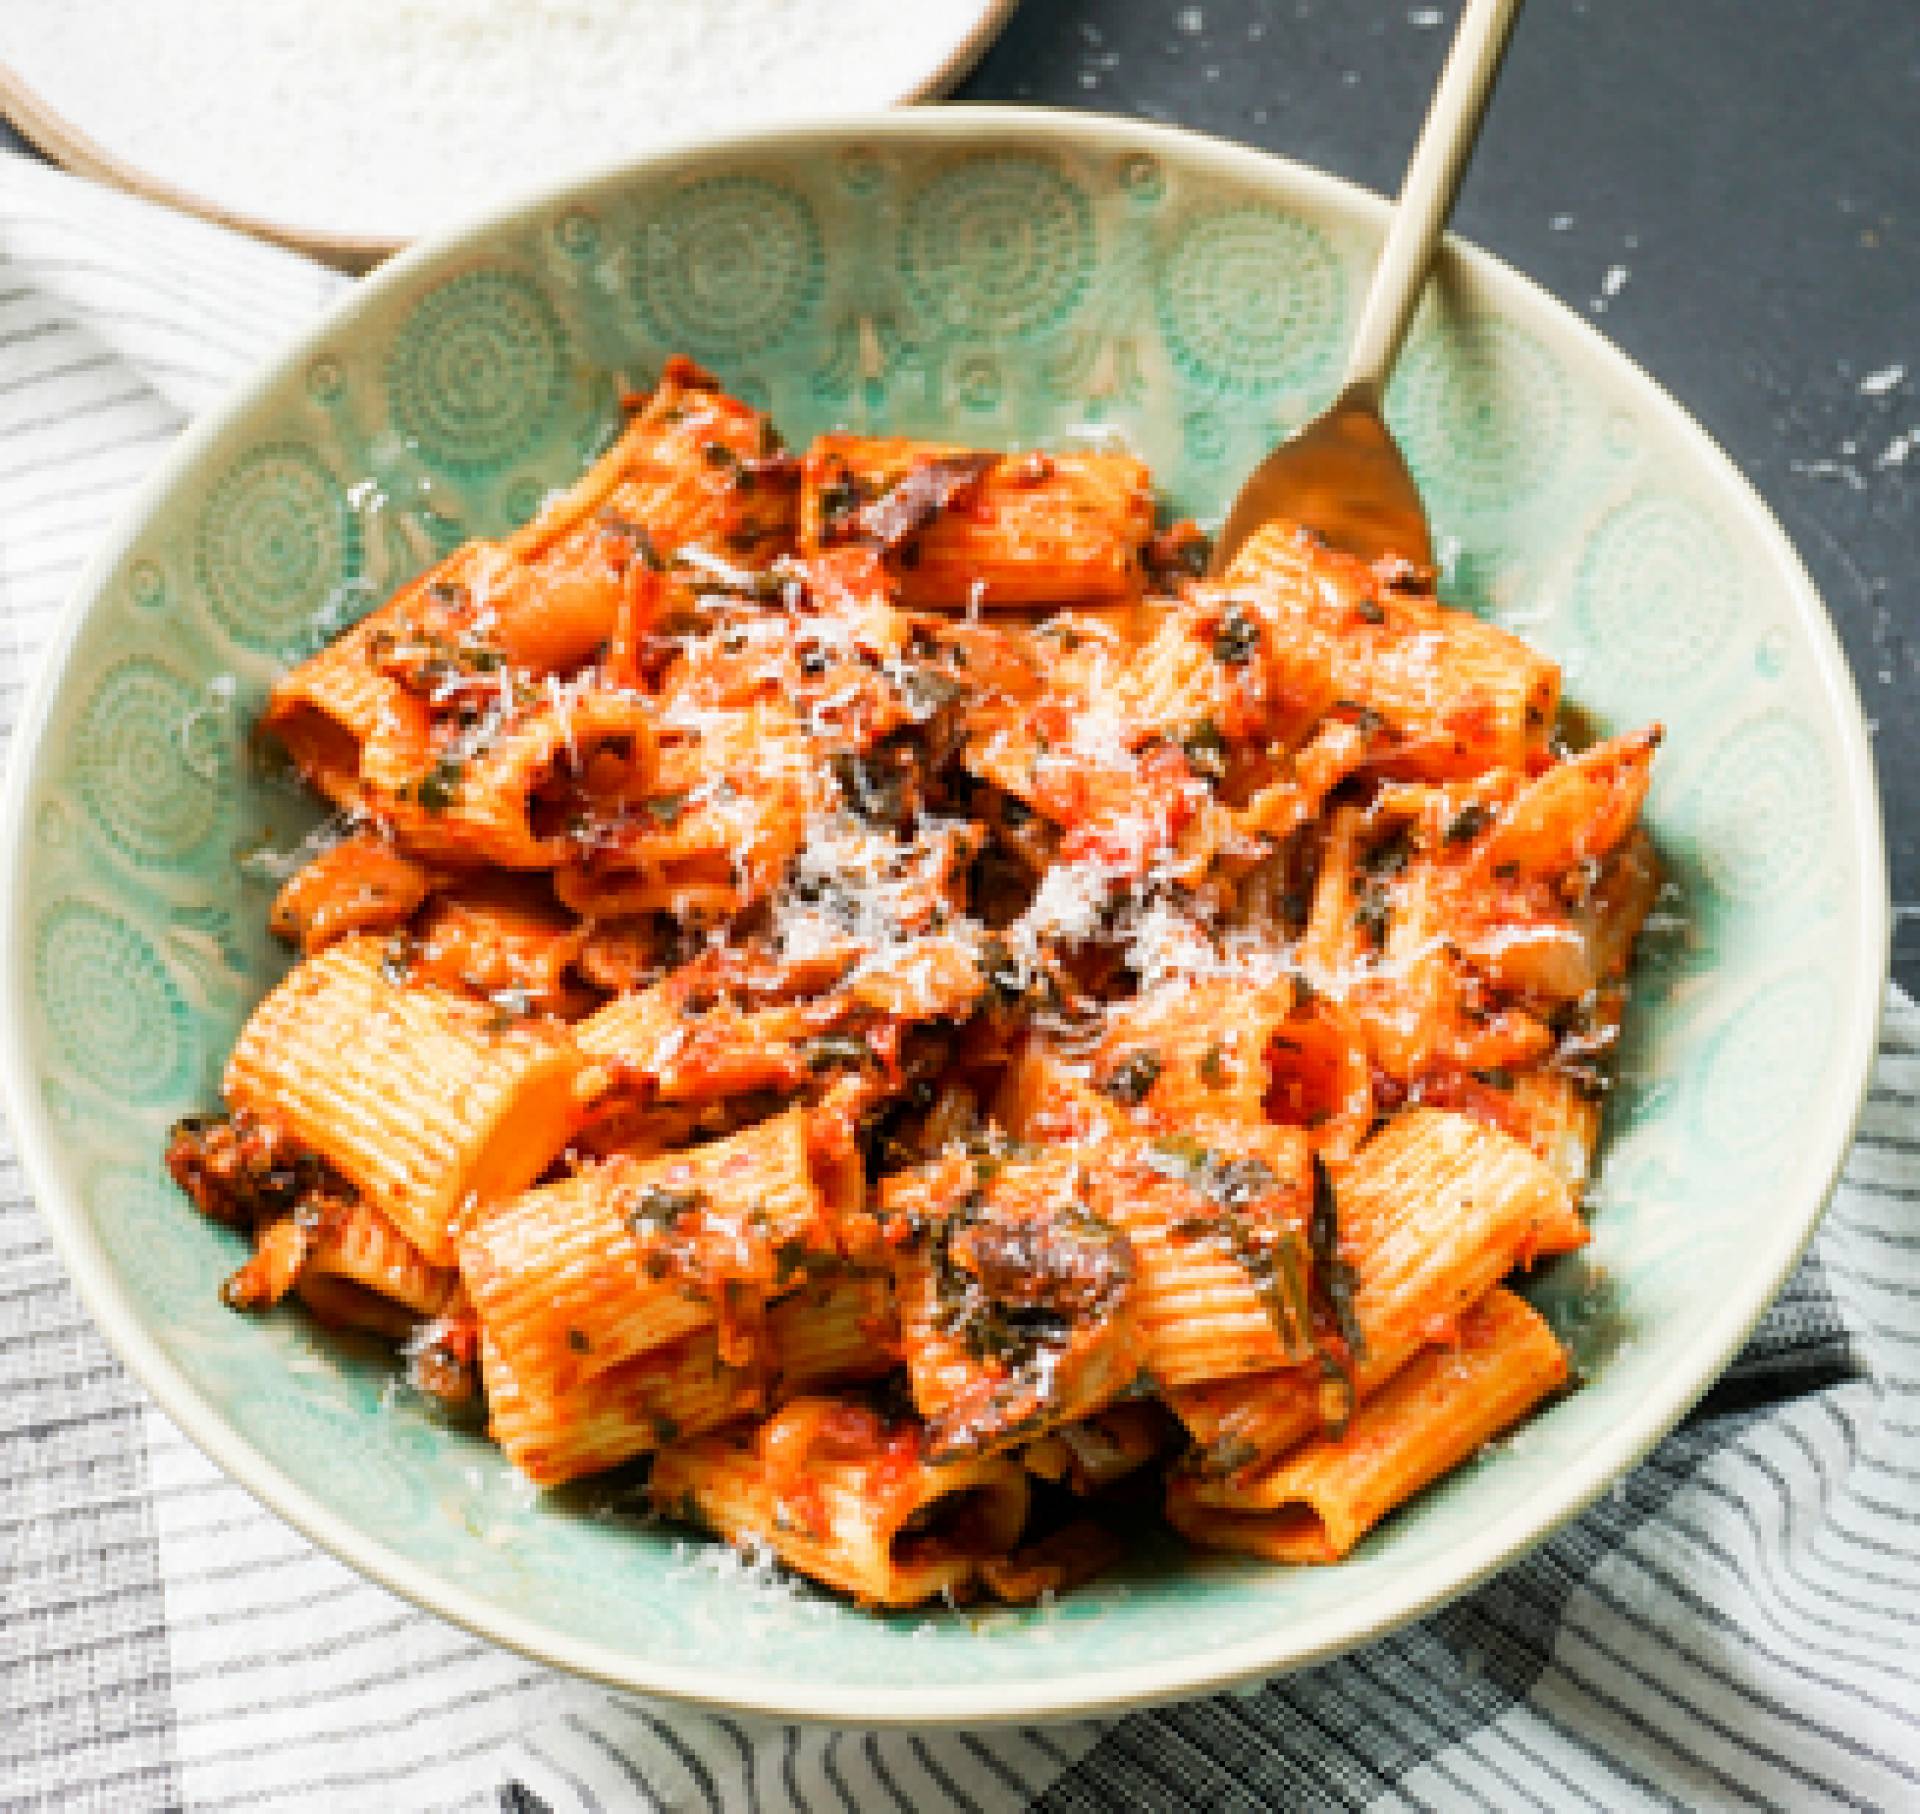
1210;0;1526;574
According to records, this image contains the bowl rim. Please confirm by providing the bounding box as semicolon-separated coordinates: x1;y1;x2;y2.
0;104;1890;1727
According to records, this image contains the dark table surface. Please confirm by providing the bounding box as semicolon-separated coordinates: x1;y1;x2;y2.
5;0;1915;983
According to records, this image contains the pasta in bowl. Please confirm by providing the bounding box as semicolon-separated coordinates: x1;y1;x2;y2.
166;360;1660;1607
2;111;1883;1719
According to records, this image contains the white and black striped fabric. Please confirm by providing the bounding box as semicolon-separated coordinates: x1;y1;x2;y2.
2;151;1916;1812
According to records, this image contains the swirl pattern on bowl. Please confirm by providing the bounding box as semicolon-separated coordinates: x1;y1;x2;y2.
386;269;570;476
633;174;826;362
194;443;360;653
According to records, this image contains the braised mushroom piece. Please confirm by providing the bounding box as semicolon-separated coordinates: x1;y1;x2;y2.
885;1151;1148;1461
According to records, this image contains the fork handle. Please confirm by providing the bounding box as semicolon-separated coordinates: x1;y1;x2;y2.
1343;0;1526;405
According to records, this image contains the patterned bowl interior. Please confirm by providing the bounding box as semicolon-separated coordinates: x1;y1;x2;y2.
4;114;1884;1719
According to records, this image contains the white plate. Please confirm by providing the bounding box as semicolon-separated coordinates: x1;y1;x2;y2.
0;0;1019;258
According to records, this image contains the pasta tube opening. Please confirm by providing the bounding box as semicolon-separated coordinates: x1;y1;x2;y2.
526;726;650;845
890;1481;1027;1571
1168;1287;1568;1561
264;701;361;803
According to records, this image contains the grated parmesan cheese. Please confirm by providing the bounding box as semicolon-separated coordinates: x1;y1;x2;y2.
1;1;1001;242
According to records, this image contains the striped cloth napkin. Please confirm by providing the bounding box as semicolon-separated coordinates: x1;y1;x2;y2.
2;150;1916;1812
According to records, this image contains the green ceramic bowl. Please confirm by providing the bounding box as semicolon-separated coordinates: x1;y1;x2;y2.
0;110;1888;1724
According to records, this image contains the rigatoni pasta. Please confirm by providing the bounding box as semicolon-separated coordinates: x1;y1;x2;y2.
483;1272;894;1487
799;435;1155;607
166;357;1661;1607
458;1107;842;1401
220;933;589;1265
1167;1108;1584;1476
650;1396;1031;1606
1165;1286;1568;1561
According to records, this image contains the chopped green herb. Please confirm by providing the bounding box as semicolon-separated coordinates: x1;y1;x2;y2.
1355;595;1386;625
1226;1221;1312;1354
566;1329;591;1355
1352;883;1392;950
1198;1043;1228;1089
1363;826;1415;880
1212;606;1259;666
1151;531;1212;581
1203;1434;1262;1476
977;939;1031;1008
1100;1047;1163;1107
483;989;534;1033
643;791;689;826
1445;803;1493;846
818;471;864;525
1310;1153;1366;1365
1336;701;1388;740
773;1240;812;1288
898;664;965;719
1182;717;1229;780
413;754;464;813
804;1033;873;1072
830;750;909;826
624;1184;706;1241
1147;1139;1280;1210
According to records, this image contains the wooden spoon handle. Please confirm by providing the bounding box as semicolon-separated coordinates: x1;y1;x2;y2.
1342;0;1526;404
